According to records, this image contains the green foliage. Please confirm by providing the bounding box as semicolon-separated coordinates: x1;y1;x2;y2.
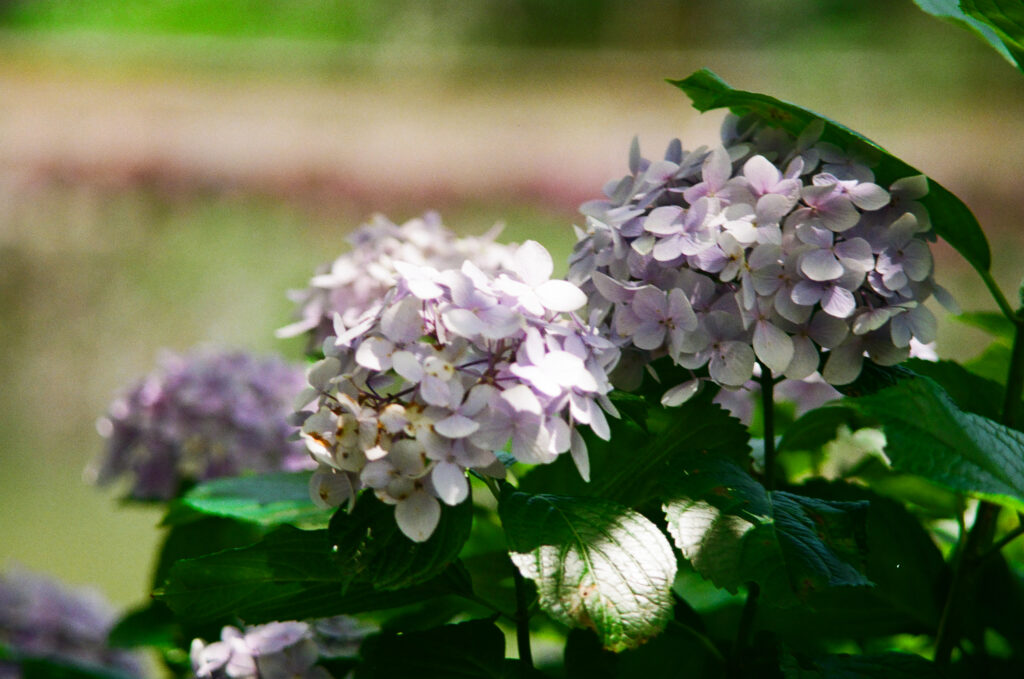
848;376;1024;510
781;650;942;678
156;525;473;623
663;472;870;606
499;490;677;652
328;492;473;591
171;471;334;529
670;68;991;276
355;619;541;678
913;0;1022;69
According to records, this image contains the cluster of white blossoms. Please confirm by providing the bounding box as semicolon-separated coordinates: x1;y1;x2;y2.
190;617;369;679
278;212;517;347
569;114;955;403
294;237;619;541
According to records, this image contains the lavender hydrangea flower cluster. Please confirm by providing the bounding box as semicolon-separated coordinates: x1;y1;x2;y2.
277;211;517;347
0;567;146;678
296;238;619;541
91;349;313;500
569;114;955;403
190;617;369;679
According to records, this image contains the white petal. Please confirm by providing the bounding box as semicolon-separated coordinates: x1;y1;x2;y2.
381;297;424;344
710;341;756;387
432;462;469;506
355;337;394;371
644;205;684;235
392;350;425;383
442;308;485;337
784;336;820;380
513;240;554;287
536;279;587;312
309;469;354;509
820;285;856;319
501;384;542;414
800;249;844;281
753;321;794;374
306;357;340;392
570;429;590;482
395;490;441;542
661;379;700;407
434;413;481;439
849;182;890;210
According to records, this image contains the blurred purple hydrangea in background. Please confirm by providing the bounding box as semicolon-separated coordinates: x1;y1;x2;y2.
296;234;619;542
190;616;372;679
89;349;314;500
570;114;957;405
277;211;517;348
0;567;147;679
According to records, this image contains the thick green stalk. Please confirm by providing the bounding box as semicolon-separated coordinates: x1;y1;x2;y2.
934;305;1024;663
512;566;534;667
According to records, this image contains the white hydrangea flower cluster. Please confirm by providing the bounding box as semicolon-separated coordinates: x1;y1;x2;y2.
278;211;517;347
91;349;313;500
569;114;955;404
296;237;619;542
190;617;369;679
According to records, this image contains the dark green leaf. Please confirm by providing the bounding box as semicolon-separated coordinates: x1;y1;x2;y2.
902;358;1006;421
961;0;1024;72
670;69;991;275
849;376;1024;510
521;397;750;508
760;481;947;640
966;341;1014;382
106;601;179;650
151;515;265;588
355;619;512;679
157;525;472;623
328;492;472;591
777;405;864;455
781;650;940;678
175;471;333;529
663;468;870;606
500;491;677;652
914;0;1020;68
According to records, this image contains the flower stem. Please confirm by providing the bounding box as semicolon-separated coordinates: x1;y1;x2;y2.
730;582;760;676
934;304;1024;663
758;366;777;491
512;565;534;668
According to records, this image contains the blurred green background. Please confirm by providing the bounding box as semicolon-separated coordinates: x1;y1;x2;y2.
2;0;1024;616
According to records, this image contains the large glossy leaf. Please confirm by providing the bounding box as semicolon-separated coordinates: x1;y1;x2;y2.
328;492;473;591
670;69;990;275
849;375;1024;510
172;471;332;529
961;0;1024;72
157;525;472;623
914;0;1021;69
499;491;677;652
355;619;541;679
757;481;947;640
663;467;870;606
520;396;750;509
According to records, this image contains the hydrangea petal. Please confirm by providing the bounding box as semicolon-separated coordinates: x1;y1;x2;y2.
395;490;441;542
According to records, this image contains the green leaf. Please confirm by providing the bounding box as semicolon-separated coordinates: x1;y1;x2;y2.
521;396;750;509
781;650;940;678
663;467;870;606
760;481;948;640
499;491;677;652
328;492;473;591
106;601;180;650
174;471;333;529
914;0;1021;68
670;69;991;275
157;525;472;623
778;405;864;455
961;0;1024;72
849;376;1024;510
966;341;1013;382
952;310;1016;344
151;515;265;589
355;619;532;679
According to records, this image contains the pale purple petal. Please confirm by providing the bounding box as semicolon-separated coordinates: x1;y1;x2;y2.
820;285;856;318
661;379;700;407
800;249;844;281
753;320;795;374
536;280;587;312
435;413;481;439
513;240;554;287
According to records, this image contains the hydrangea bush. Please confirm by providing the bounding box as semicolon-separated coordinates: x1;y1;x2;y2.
13;10;1024;675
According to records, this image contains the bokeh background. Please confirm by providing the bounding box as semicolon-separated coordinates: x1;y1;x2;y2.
3;0;1024;614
